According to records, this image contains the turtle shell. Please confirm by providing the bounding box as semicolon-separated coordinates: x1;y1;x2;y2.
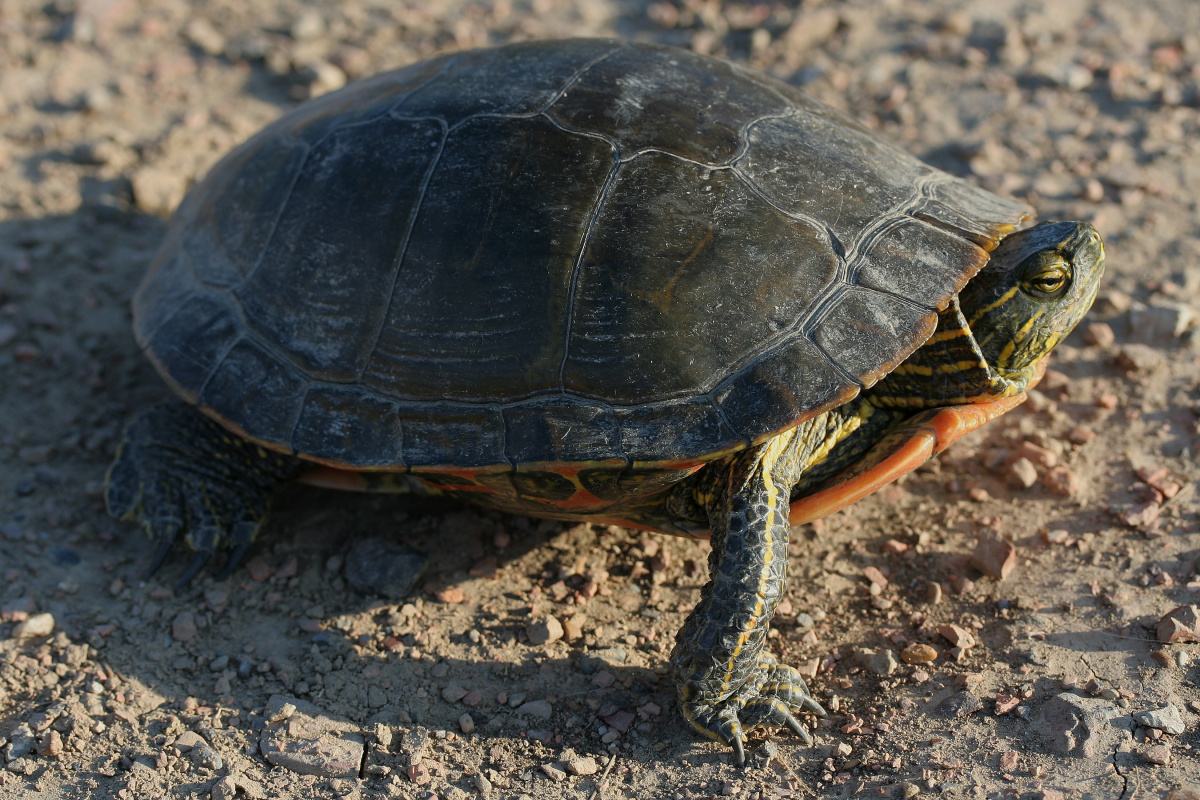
134;38;1031;474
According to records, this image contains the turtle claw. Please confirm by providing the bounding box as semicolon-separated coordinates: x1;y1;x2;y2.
215;541;252;581
679;653;822;763
731;733;746;767
175;550;211;590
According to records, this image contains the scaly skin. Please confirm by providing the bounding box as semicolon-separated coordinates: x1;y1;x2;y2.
670;429;827;764
105;404;305;585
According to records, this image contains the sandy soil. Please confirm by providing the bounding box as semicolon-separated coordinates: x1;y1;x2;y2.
2;0;1200;798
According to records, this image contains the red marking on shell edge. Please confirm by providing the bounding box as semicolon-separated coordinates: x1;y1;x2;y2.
788;359;1045;526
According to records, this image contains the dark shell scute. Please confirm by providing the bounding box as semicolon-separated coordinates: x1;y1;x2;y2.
736;113;932;251
184;138;311;290
401;407;506;468
146;295;241;401
292;387;402;466
913;179;1031;247
547;46;790;164
714;337;856;442
614;398;735;463
852;218;988;305
236;116;446;381
811;290;937;388
564;153;840;404
363;115;614;402
199;340;307;446
395;39;622;126
503;401;623;465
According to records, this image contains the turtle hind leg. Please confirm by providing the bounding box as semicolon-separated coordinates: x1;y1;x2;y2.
105;404;305;586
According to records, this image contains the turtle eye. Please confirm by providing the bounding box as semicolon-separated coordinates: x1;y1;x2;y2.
1021;254;1071;300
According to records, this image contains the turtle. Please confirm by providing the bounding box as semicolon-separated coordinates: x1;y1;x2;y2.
106;38;1105;762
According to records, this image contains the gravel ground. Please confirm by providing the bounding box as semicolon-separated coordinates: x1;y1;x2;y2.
3;0;1200;798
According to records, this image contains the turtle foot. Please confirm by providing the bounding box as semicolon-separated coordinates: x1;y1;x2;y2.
105;404;300;586
680;653;826;766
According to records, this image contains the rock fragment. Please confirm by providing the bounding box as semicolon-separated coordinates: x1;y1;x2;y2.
172;611;197;642
343;538;428;600
516;699;553;720
566;755;600;775
1134;704;1185;736
131;167;186;216
935;691;983;718
258;695;365;778
1083;322;1115;347
1009;458;1038;489
900;643;938;664
855;648;899;676
541;763;566;782
526;616;563;646
1142;744;1171;765
1156;606;1200;643
938;624;977;649
11;612;54;638
970;536;1016;580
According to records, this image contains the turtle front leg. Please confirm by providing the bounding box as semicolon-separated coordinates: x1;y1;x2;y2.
105;404;305;585
670;430;825;764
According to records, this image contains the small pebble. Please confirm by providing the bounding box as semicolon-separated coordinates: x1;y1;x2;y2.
526;616;564;646
1142;744;1171;765
12;612;54;638
566;756;600;776
459;713;475;734
970;535;1016;580
1066;426;1096;444
37;730;63;758
1042;467;1080;496
938;624;977;649
925;582;943;604
1083;322;1115;348
1042;529;1070;545
899;643;938;664
541;763;566;782
171;611;198;643
1009;457;1038;489
1016;441;1057;468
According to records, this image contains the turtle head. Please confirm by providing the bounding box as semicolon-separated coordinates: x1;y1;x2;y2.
958;220;1105;388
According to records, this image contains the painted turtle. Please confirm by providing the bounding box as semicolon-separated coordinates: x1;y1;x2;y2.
107;39;1105;761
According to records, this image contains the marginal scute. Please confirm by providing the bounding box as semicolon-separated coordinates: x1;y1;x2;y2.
145;295;240;400
400;407;506;468
853;219;989;308
614;399;732;464
914;180;1033;248
199;340;307;447
715;337;856;442
503;401;623;465
812;290;938;390
292;387;401;467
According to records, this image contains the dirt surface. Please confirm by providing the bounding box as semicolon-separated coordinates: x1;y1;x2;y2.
2;0;1200;798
